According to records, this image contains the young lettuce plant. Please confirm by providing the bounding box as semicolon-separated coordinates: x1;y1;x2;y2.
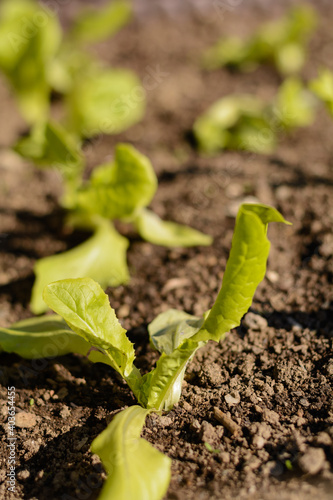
193;94;276;155
0;0;144;138
20;138;212;314
0;203;290;500
202;5;317;76
193;78;317;156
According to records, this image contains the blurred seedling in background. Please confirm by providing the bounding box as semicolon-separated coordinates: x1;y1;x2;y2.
13;133;212;314
0;0;145;138
193;77;316;155
202;4;317;76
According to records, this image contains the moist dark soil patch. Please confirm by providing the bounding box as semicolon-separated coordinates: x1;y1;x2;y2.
0;4;333;500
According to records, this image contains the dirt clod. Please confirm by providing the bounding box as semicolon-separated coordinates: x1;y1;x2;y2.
15;412;37;429
298;447;327;475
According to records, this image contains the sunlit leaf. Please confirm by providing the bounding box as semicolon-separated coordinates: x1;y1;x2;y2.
91;405;171;500
135;209;212;247
143;204;290;410
194;204;291;343
30;222;129;315
0;315;90;358
43;277;134;377
149;309;204;355
77;144;157;219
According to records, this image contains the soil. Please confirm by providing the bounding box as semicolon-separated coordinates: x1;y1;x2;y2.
0;2;333;500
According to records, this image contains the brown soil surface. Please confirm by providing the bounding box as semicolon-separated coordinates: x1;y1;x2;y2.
0;3;333;500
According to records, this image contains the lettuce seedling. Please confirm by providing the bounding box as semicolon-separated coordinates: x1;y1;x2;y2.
0;203;290;500
193;94;276;155
202;5;317;76
26;142;211;314
194;77;317;155
0;0;143;137
0;0;61;124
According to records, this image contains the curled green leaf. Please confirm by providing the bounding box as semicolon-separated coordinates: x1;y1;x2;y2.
43;277;134;377
194;204;291;343
135;208;212;247
77;144;157;219
0;315;90;359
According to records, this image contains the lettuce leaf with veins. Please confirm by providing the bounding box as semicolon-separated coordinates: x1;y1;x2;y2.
43;277;135;378
0;315;90;359
91;405;171;500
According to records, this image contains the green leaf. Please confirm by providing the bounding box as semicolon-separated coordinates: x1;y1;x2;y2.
201;5;317;76
14;121;83;174
310;69;333;116
146;310;206;409
193;204;291;343
69;0;131;44
14;121;83;209
91;405;171;500
143;339;199;411
274;77;316;129
43;277;134;377
202;36;251;71
275;42;305;76
143;204;290;410
77;144;157;219
193;95;269;154
135;208;212;247
230;114;276;154
149;309;204;355
67;68;145;138
0;315;90;358
0;0;62;123
30;222;129;315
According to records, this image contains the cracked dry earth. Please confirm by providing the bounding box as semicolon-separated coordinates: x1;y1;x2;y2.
0;2;333;500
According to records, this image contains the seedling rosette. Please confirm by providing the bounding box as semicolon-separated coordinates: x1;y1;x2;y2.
0;203;290;500
202;5;317;76
0;0;143;137
17;138;212;314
